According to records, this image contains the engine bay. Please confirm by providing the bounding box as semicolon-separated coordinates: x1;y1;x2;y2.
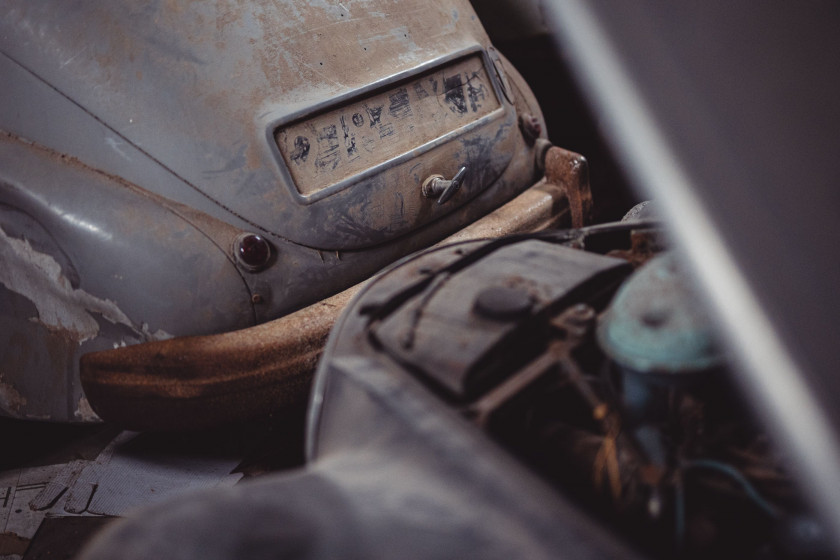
300;217;828;559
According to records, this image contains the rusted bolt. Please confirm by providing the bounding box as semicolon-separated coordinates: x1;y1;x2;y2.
251;294;263;304
519;113;541;145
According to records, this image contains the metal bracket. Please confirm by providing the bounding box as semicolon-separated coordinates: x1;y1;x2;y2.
543;147;593;228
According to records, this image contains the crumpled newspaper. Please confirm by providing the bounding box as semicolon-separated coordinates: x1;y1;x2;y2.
30;431;243;516
1;430;245;560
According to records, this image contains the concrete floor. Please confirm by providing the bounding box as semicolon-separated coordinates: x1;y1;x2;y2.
0;406;306;559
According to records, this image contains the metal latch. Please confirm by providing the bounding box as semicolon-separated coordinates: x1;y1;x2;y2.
422;167;467;204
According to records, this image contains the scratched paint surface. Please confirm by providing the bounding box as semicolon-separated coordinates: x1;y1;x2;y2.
276;55;500;196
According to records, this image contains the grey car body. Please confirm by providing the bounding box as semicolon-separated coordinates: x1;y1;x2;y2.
0;0;546;421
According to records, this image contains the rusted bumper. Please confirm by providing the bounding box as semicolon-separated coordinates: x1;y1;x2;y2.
80;148;589;430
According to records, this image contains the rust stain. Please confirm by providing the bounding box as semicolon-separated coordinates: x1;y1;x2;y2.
214;4;240;31
544;146;593;228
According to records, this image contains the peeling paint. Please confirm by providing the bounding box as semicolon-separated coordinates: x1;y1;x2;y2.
74;395;99;422
141;322;174;341
0;225;171;345
0;372;27;413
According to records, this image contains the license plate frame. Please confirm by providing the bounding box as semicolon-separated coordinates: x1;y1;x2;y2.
274;51;504;201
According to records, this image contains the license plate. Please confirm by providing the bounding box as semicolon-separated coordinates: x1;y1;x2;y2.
275;54;501;197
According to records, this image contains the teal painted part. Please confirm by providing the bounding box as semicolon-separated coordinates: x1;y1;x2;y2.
597;252;722;375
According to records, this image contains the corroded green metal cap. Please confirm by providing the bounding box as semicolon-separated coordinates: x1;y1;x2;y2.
597;252;722;375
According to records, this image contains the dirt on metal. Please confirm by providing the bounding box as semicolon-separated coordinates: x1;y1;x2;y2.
81;161;589;431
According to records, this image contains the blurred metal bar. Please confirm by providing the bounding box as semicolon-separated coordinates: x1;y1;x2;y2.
543;0;840;548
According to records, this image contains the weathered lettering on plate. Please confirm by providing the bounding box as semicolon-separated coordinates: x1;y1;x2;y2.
276;54;500;196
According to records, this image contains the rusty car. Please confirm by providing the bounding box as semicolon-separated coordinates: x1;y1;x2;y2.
0;0;590;424
74;0;840;558
3;0;840;558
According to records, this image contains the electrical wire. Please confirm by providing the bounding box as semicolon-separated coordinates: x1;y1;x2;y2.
682;459;781;519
